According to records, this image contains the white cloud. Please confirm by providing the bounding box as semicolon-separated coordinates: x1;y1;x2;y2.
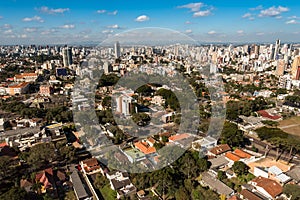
24;27;38;33
0;16;3;19
19;34;27;38
135;15;150;22
237;30;244;34
286;19;299;24
59;24;75;29
22;16;44;23
3;24;12;29
108;10;118;15
256;32;265;36
107;24;120;29
288;16;300;19
250;5;263;11
185;21;192;24
242;13;252;18
97;10;106;14
37;6;69;14
185;29;192;33
41;29;57;35
177;2;203;12
193;10;211;17
259;6;289;17
3;29;13;34
102;29;114;34
208;30;216;35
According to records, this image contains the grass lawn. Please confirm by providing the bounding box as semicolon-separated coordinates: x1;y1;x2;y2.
100;184;117;200
278;116;300;137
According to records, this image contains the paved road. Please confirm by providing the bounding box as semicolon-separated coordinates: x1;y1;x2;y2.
279;124;300;129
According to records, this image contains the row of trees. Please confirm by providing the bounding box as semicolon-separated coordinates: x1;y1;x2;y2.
256;127;300;159
226;97;269;121
0;100;73;123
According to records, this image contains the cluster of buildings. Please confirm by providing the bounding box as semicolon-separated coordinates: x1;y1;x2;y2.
190;135;300;199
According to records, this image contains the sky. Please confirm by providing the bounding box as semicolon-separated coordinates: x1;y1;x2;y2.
0;0;300;44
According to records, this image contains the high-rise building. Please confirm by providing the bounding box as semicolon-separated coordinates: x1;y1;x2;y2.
114;41;121;58
291;56;300;80
274;39;281;60
276;59;285;76
115;94;135;116
62;47;72;67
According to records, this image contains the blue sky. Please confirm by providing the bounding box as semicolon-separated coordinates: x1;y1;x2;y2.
0;0;300;44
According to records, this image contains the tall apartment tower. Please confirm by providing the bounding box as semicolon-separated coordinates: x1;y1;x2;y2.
273;39;281;60
292;56;300;80
62;47;72;67
114;41;121;58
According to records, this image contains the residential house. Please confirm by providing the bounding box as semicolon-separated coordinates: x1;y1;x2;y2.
134;141;156;155
80;158;102;175
40;85;53;96
35;168;56;195
200;171;234;197
250;176;282;199
225;149;255;166
268;166;291;185
106;171;137;199
70;170;92;200
122;148;146;163
208;144;231;157
169;133;194;148
14;73;38;82
209;155;230;170
240;189;265;200
192;136;218;152
286;165;300;184
6;82;30;95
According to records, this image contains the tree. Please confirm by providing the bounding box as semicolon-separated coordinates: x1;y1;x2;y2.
175;187;190;200
135;84;154;96
0;187;27;200
217;170;227;181
94;174;109;189
283;184;300;200
232;161;249;177
65;190;76;200
102;96;112;109
219;122;245;147
25;142;56;169
0;156;10;179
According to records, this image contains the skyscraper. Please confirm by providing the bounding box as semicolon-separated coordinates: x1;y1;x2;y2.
114;41;121;58
276;59;285;76
274;39;281;60
292;56;300;80
62;47;72;67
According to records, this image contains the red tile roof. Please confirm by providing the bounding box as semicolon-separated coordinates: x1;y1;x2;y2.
233;149;252;159
240;189;263;200
0;142;8;148
225;152;241;162
209;144;231;156
134;141;156;154
257;110;281;120
168;133;190;142
251;176;282;198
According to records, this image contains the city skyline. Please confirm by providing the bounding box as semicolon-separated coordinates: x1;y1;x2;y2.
1;0;300;44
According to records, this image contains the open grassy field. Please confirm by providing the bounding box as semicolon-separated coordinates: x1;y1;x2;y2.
278;116;300;137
